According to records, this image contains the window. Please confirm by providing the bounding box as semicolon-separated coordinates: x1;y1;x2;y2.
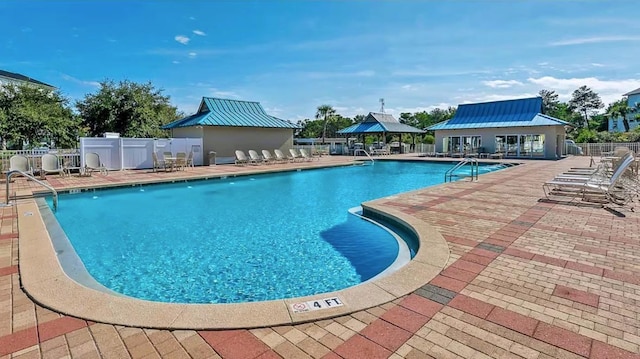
495;134;545;157
444;136;481;154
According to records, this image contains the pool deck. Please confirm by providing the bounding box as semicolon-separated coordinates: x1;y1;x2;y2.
2;155;640;358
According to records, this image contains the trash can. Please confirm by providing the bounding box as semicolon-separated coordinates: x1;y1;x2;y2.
208;151;216;166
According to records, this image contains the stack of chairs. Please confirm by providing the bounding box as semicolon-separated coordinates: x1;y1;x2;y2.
542;150;639;208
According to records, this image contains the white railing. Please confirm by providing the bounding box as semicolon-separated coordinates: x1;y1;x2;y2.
0;149;80;173
294;144;330;156
575;143;640;157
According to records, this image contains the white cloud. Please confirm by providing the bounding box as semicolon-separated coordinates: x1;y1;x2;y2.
172;60;180;64
591;63;605;67
174;35;190;45
193;30;206;36
60;74;100;88
549;36;640;46
301;70;375;80
188;52;197;58
527;76;640;105
483;80;524;88
210;90;239;99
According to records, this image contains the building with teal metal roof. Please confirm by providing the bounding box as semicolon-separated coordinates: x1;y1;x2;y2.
427;97;570;159
164;97;300;163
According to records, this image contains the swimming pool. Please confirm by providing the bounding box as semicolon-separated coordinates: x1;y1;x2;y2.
50;160;508;304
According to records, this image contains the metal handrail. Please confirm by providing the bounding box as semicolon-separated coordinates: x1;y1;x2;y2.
445;157;479;182
354;149;374;164
6;170;58;211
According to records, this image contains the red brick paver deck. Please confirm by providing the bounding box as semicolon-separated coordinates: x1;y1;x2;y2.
2;155;640;358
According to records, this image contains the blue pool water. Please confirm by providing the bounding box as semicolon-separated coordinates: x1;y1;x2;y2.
50;160;507;303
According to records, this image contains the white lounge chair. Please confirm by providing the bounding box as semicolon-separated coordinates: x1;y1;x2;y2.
84;152;108;176
235;150;250;166
543;153;637;206
40;154;67;179
289;148;303;162
299;148;315;162
8;155;33;176
274;149;292;163
261;150;276;164
248;150;267;165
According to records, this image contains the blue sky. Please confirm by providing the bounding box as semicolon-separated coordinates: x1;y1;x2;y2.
2;1;640;122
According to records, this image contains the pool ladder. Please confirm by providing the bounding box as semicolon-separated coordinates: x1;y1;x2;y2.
353;149;374;164
4;170;58;211
445;158;479;182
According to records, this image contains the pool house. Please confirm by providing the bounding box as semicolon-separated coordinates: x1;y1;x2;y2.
163;97;300;163
427;97;570;159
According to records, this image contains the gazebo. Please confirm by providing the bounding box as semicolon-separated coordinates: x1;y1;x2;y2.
337;112;425;154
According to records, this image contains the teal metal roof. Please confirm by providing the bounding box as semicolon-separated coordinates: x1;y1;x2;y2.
427;97;570;130
338;112;424;134
163;97;299;129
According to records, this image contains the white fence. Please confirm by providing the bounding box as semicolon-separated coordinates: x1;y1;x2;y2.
80;137;203;170
576;142;640;156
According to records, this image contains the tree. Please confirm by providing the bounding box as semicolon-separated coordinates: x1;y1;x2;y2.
568;86;604;129
607;97;640;132
315;104;336;144
0;82;79;149
76;80;181;138
539;89;559;114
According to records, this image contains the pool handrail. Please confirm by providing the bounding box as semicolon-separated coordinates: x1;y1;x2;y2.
5;170;58;211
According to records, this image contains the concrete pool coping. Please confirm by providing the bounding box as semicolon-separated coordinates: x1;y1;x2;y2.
17;167;452;329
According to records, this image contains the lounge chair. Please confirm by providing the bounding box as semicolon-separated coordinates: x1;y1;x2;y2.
84;152;108;176
289;148;303;162
8;155;33;176
235;150;250;166
273;149;291;163
553;152;633;182
261;150;276;164
299;149;315;161
40;154;67;179
248;150;267;165
543;153;637;206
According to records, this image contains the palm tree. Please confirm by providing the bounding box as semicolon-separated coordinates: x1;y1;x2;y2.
315;104;335;144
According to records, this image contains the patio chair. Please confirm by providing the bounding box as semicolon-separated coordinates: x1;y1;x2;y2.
274;149;292;163
235;150;250;166
248;150;267;165
289;148;303;162
152;152;166;172
8;155;33;177
84;152;108;176
40;154;67;179
174;152;187;171
543;152;637;207
261;150;276;164
186;151;194;168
